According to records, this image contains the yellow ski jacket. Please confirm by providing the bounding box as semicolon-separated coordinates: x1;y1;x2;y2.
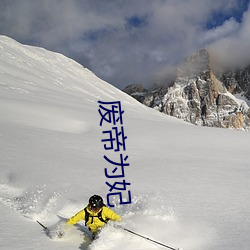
67;206;121;233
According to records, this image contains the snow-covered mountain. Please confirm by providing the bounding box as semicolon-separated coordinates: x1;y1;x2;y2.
124;49;250;130
0;36;250;250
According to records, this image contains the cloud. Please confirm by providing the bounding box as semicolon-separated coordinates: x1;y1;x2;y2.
0;0;249;89
209;4;250;69
200;18;240;45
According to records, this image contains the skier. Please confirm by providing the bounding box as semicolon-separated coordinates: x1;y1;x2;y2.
66;194;121;239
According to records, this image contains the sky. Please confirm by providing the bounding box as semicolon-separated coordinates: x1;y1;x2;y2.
0;0;249;89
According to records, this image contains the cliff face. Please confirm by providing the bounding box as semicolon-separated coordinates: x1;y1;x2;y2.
218;66;250;99
123;49;250;130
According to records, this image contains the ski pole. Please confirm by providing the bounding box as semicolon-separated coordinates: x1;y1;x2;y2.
122;227;180;250
37;220;48;231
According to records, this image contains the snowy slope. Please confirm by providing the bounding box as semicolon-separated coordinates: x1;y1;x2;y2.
0;36;250;250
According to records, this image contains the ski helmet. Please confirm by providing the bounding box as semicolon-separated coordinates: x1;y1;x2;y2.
89;195;104;210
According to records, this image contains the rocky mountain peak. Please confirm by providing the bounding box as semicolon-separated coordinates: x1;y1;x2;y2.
123;49;250;130
177;49;210;78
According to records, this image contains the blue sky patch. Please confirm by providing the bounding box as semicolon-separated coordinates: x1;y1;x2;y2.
206;0;249;29
126;15;148;28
